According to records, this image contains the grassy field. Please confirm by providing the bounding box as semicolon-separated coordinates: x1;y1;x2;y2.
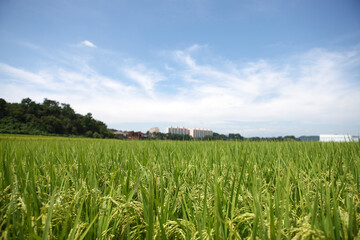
0;134;359;239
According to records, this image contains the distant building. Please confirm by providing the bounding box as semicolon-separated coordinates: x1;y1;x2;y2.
126;131;145;140
149;127;160;134
166;126;213;139
319;134;353;142
189;128;213;138
166;126;190;135
299;136;320;142
112;130;127;137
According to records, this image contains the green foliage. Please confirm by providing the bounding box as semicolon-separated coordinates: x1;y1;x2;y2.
0;98;115;138
166;133;193;141
0;135;359;239
228;133;244;141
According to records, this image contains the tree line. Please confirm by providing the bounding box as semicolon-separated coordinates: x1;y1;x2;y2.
147;132;299;141
0;97;300;141
0;98;114;138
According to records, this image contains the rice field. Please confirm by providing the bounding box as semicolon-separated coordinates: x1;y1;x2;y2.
0;134;359;239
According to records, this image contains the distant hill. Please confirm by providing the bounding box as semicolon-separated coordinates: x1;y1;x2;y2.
0;98;115;138
299;136;319;141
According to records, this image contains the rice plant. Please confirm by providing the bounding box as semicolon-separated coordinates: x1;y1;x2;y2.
0;134;359;239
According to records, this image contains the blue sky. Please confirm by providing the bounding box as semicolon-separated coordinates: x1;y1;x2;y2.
0;0;360;137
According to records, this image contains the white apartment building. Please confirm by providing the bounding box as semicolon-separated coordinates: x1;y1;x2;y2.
189;128;213;138
166;126;190;135
166;126;213;138
149;127;160;133
319;134;353;142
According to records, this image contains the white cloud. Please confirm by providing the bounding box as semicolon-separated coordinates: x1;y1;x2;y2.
0;63;48;85
164;46;360;132
0;44;359;136
123;65;165;97
187;44;207;52
165;64;174;71
80;40;97;48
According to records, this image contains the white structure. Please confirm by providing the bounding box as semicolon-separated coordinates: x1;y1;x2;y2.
112;131;127;137
319;134;353;142
189;128;213;138
149;127;160;134
166;126;213;138
166;126;190;135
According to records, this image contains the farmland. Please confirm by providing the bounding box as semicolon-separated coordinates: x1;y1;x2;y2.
1;134;359;239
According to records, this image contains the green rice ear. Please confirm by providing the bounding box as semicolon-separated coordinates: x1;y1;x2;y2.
1;135;359;239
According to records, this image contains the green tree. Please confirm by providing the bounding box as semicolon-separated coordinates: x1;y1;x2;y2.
0;98;7;118
0;98;115;138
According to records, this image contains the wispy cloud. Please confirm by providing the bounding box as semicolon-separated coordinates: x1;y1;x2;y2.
0;63;48;85
0;42;359;136
80;40;97;48
165;45;360;130
123;65;165;98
